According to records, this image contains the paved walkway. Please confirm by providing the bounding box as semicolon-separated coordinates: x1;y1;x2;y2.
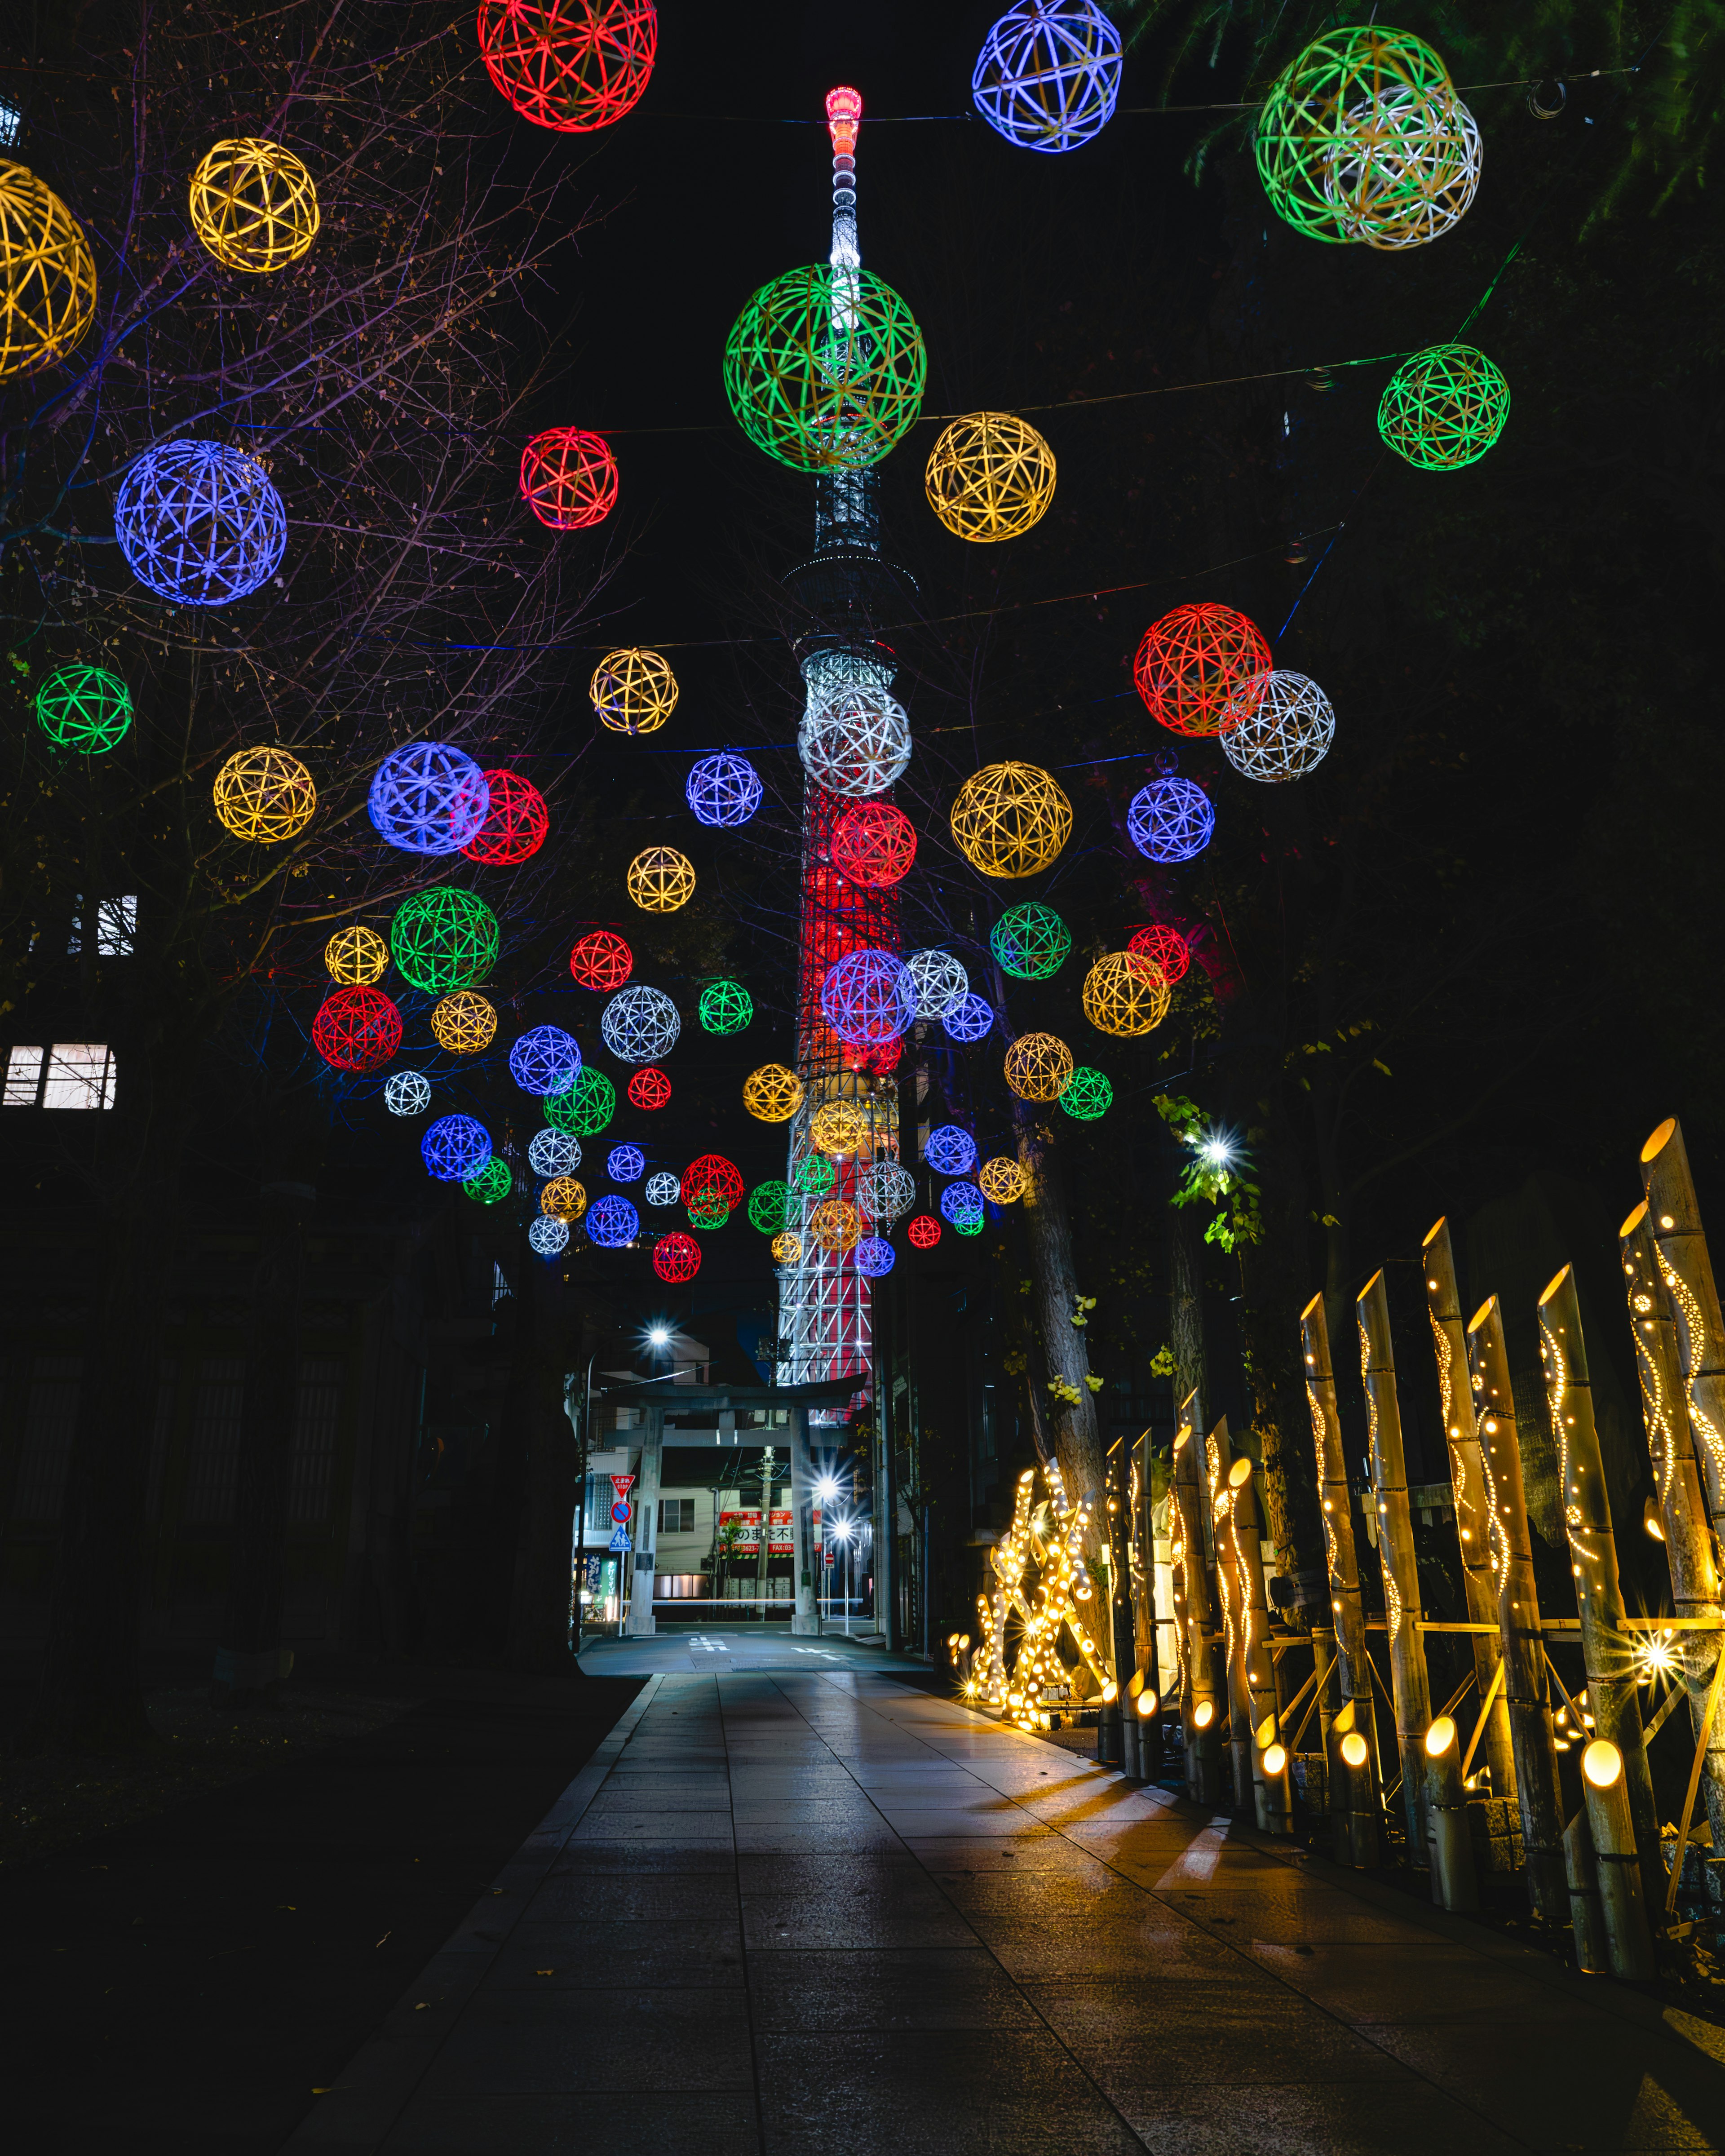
288;1672;1725;2155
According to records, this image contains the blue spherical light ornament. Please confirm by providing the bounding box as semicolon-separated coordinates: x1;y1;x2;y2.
384;1070;431;1117
114;439;288;606
973;0;1122;154
529;1214;570;1258
586;1194;639;1247
1128;775;1215;863
943;992;994;1045
645;1171;680;1208
422;1113;491;1182
608;1143;645;1184
601;983;680;1063
856;1235;896;1278
369;743;491;855
686;751;764;828
820;947;916;1047
529;1128;581;1177
940;1181;985;1229
925;1124;978;1175
508;1024;581;1097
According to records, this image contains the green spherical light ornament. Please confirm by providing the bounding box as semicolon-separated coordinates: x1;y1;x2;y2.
1059;1067;1113;1121
955;1212;984;1237
463;1156;512;1204
698;979;754;1035
546;1066;615;1138
35;663;133;752
389;886;500;995
1377;343;1508;470
791;1152;836;1197
990;902;1072;981
688;1190;731;1231
723;263;927;473
748;1180;790;1235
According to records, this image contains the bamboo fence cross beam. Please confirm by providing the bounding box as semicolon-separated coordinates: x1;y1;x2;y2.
1460;1659;1506;1783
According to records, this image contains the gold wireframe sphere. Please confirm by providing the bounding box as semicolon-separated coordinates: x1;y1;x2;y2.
772;1231;803;1264
951;761;1072;879
189;138;321;274
627;845;695;913
744;1063;805;1122
811;1098;866;1158
809;1198;862;1254
325;924;389;984
212;746;317;842
978;1156;1027;1204
430;989;498;1054
1083;951;1170;1037
0;161;97;380
925;412;1057;543
1004;1032;1075;1102
591;648;678;735
540;1175;588;1222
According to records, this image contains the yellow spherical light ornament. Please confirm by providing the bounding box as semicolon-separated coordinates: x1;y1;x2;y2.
744;1063;804;1123
0;161;97;380
189;138;320;274
810;1098;866;1158
430;989;498;1054
978;1156;1027;1204
950;761;1071;879
540;1176;588;1222
627;845;695;913
212;746;317;842
325;924;389;985
1004;1032;1075;1102
925;412;1056;543
591;648;678;735
772;1231;803;1264
809;1198;862;1254
1083;951;1171;1037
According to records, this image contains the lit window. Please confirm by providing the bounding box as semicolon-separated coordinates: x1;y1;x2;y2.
8;1044;119;1111
4;1047;44;1106
67;896;137;957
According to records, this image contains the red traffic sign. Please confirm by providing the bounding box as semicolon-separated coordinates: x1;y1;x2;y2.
611;1501;632;1525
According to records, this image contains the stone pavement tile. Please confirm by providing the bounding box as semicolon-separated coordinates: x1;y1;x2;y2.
548;1843;738;1876
747;1946;1041;2032
972;1913;1230;1981
584;1789;737;1812
1110;2080;1520;2156
416;1987;753;2097
875;1808;1036;1837
382;2090;761;2155
488;1917;745;1989
733;1824;908;1855
1148;1886;1427;1941
571;1816;734;1843
730;1800;888;1824
756;2028;1149;2154
534;1873;739;1922
923;1861;1125;1913
1027;1976;1408;2086
899;1835;1100;1872
1247;1938;1618;2025
736;1851;922;1891
741;1886;977;1951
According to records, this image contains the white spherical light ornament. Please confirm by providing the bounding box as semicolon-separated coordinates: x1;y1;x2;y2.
384;1069;431;1117
528;1214;570;1257
797;686;912;798
529;1128;582;1178
645;1171;681;1208
600;983;681;1063
1221;671;1336;783
906;948;968;1022
857;1158;916;1226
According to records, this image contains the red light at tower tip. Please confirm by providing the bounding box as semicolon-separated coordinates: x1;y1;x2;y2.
826;86;862;153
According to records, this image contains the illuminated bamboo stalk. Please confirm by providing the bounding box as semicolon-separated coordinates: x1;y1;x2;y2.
1536;1265;1664;1922
1563;1802;1608;1975
1421;1218;1518;1806
1358;1272;1436;1864
1171;1392;1224;1803
1232;1455;1292;1833
1206;1416;1254;1806
1640;1117;1725;1532
1421;1715;1479;1912
1580;1739;1656;1979
1464;1296;1567;1920
1128;1430;1163;1777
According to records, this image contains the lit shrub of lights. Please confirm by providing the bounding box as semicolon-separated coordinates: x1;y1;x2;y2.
628;1066;671;1111
654;1232;700;1284
797;686;913;797
568;927;633;990
1004;1032;1074;1102
1377;343;1509;469
723;263;926;473
698;980;752;1035
809;1198;862;1255
509;1023;581;1096
820;947;915;1048
744;1063;804;1122
34;664;132;752
477;0;658;132
940;1181;984;1231
645;1170;680;1207
390;885;499;993
213;746;317;842
547;1066;615;1136
586;1194;638;1246
1220;671;1336;782
325;925;389;984
463;769;548;863
529;1214;569;1257
519;426;618;530
773;1231;802;1264
313;984;402;1072
115;439;287;606
855;1236;895;1278
601;983;680;1063
972;0;1121;153
1129;923;1191;984
590;648;677;735
748;1181;790;1234
686;751;763;827
384;1070;431;1117
540;1175;588;1222
369;744;490;855
925;411;1056;540
422;1114;491;1181
529;1128;581;1177
1133;604;1271;737
626;845;695;913
950;762;1071;879
1083;952;1169;1037
188;138;320;272
791;1152;836;1198
979;1157;1026;1204
907;1214;941;1250
991;902;1070;980
1127;775;1214;861
943;992;994;1045
607;1143;645;1183
685;1154;745;1211
464;1156;512;1205
906;948;967;1021
1059;1066;1112;1120
0;160;96;380
925;1124;977;1175
686;1190;730;1230
831;800;916;888
430;990;498;1055
857;1158;914;1224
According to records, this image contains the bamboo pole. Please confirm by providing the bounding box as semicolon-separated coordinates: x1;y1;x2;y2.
1640;1117;1725;1532
1358;1271;1436;1864
1422;1715;1479;1911
1536;1266;1663;1922
1206;1417;1255;1808
1125;1430;1162;1780
1620;1202;1725;1864
1231;1456;1292;1833
1581;1740;1656;1979
1465;1296;1568;1921
1170;1392;1223;1803
1563;1803;1608;1975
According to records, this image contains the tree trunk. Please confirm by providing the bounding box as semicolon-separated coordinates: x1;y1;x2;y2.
504;1271;580;1673
1168;1195;1210;1439
1012;1099;1105;1527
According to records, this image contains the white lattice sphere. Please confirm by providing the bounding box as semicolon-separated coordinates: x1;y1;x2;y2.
529;1128;582;1177
528;1214;569;1257
906;948;968;1022
645;1171;680;1208
601;983;680;1063
857;1158;916;1226
384;1070;431;1117
1220;671;1336;783
1329;90;1482;252
798;686;913;798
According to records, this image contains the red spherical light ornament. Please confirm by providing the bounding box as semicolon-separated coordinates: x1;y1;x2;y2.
830;800;917;889
1132;604;1271;738
653;1231;701;1284
477;0;657;133
520;427;619;531
685;1153;745;1210
463;769;549;864
313;983;402;1073
907;1213;941;1251
628;1065;671;1110
1128;923;1191;985
569;928;633;991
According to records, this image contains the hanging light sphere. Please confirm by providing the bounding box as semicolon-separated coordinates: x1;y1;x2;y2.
1004;1032;1075;1102
1060;1066;1113;1120
529;1128;582;1178
906;949;968;1021
773;1231;803;1265
313;984;402;1072
685;1154;746;1212
723;262;927;473
645;1170;680;1208
1377;343;1509;470
509;1023;581;1097
607;1143;645;1183
978;1157;1027;1204
1329;86;1481;251
1129;923;1191;985
518;426;618;530
686;751;763;827
34;664;133;752
792;1153;837;1200
950;761;1071;879
809;1198;862;1255
907;1214;942;1251
857;1159;916;1226
925;411;1057;540
212;746;317;843
325;924;389;985
114;440;287;606
1127;775;1215;861
747;1181;789;1234
941;1181;984;1230
464;1157;513;1205
972;0;1122;153
990;901;1070;980
798;686;913;798
812;1099;867;1158
390;886;500;994
529;1214;570;1257
369;744;491;856
943;992;995;1045
430;990;499;1055
601;983;680;1063
698;980;753;1036
462;769;548;864
925;1124;978;1175
586;1194;639;1247
0;160;96;379
686;1188;730;1231
855;1236;896;1279
626;845;695;913
831;800;917;888
590;648;677;735
628;1066;671;1111
477;0;658;133
188;138;320;273
384;1070;431;1117
743;1063;804;1123
654;1231;700;1284
422;1113;491;1182
1133;605;1272;737
1220;671;1336;782
568;928;633;991
548;1066;616;1135
539;1174;588;1222
1083;952;1170;1037
821;948;916;1047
